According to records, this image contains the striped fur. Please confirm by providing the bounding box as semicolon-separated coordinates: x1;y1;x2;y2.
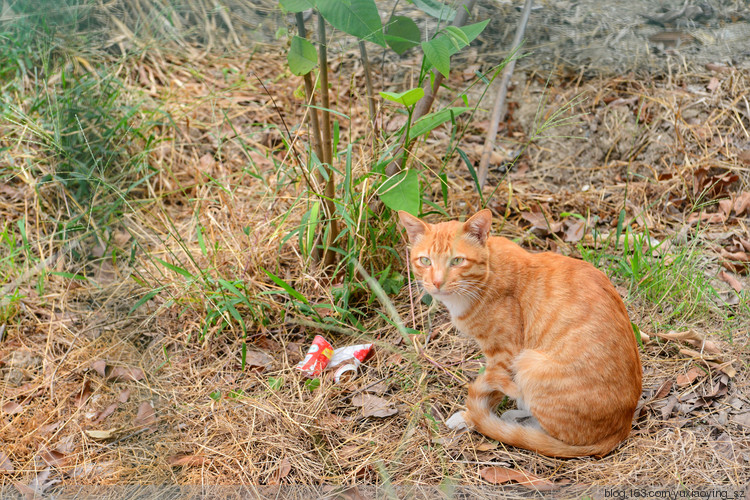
398;209;642;458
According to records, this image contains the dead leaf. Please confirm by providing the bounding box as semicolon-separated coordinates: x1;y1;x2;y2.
661;396;678;420
39;422;60;435
563;219;585;243
75;380;93;407
134;401;156;427
733;413;750;429
520;211;562;235
676;366;705;387
84;429;118;440
0;452;13;473
720;250;749;274
733;192;750;215
270;457;292;484
479;466;562;490
476;442;498;451
655;330;722;355
718;199;733;219
708;360;737;378
350;394;398;418
692;168;739;198
91;360;107;377
719;271;743;292
168;454;208;467
652;379;673;401
707;77;720;92
2;401;23;414
711;432;736;461
107;366;145;382
95;402;119;424
245;350;273;372
40;448;66;467
118;388;131;403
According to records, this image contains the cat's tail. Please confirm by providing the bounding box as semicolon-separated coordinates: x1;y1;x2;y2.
464;399;626;458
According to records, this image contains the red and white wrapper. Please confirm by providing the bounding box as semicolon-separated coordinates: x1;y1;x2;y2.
328;343;373;383
295;337;374;382
296;335;334;376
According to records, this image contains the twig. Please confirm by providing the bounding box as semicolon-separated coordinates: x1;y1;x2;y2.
317;13;339;268
385;0;477;176
477;0;534;188
359;41;379;139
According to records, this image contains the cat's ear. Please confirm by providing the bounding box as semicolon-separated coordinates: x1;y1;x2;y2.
398;211;428;244
463;209;492;245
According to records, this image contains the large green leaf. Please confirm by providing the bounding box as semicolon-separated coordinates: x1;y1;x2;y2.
421;36;453;78
385;15;421;55
279;0;315;13
317;0;386;47
421;20;490;77
380;87;424;107
412;0;455;21
378;169;420;215
409;106;470;138
456;19;490;45
287;35;318;75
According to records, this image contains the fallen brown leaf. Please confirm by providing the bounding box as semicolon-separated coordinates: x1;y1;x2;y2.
711;432;736;461
40;448;66;467
75;380;93;407
733;413;750;429
479;466;562;490
0;452;13;473
245;350;273;372
476;442;498;451
107;366;145;382
91;360;107;377
520;211;562;234
655;330;722;355
719;271;743;292
676;366;705;387
270;457;292;484
2;401;23;414
351;394;398;418
733;192;750;215
720;249;749;274
84;429;118;440
95;402;119;424
134;401;156;427
168;454;208;467
563;219;585;243
707;76;720;92
652;379;673;401
118;388;131;403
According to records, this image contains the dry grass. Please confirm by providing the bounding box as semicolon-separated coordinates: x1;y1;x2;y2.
1;33;750;494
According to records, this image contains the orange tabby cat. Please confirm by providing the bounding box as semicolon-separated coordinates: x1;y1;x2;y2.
398;209;642;457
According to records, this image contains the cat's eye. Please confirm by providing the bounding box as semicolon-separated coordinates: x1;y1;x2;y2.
451;257;465;266
419;256;431;266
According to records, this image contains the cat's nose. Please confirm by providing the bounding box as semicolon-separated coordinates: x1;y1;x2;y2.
433;277;443;289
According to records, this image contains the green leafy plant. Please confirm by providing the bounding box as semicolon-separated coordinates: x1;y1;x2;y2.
277;0;489;273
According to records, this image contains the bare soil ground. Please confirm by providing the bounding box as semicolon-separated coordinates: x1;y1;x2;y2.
1;39;749;495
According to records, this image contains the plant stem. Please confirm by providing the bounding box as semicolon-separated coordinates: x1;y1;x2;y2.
295;12;326;263
295;13;324;170
477;0;533;188
317;12;339;269
358;41;379;141
385;0;477;177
